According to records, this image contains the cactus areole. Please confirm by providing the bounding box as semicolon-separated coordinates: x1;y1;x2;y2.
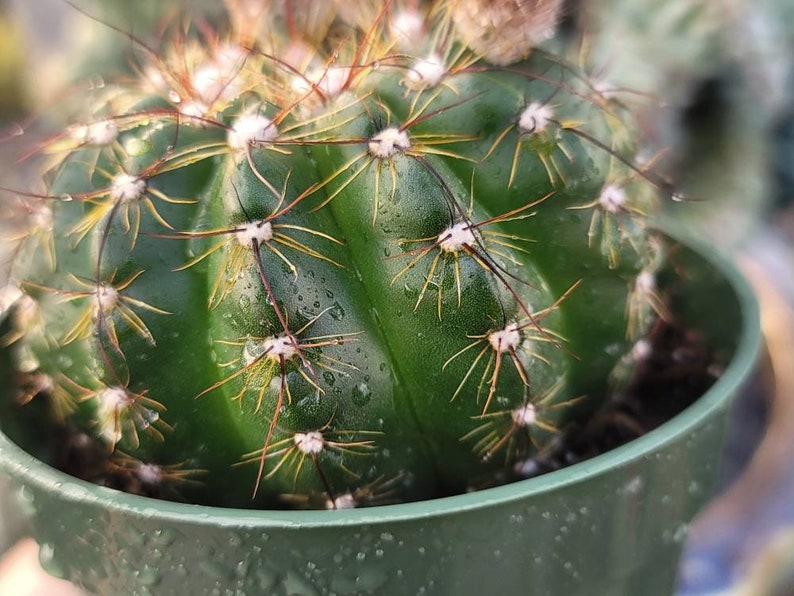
5;4;675;510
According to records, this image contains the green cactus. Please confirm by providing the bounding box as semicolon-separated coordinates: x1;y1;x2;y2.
3;1;669;509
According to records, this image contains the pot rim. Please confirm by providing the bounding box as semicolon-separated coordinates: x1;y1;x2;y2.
0;228;762;528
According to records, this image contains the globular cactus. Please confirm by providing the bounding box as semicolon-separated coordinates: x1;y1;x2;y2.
3;1;668;509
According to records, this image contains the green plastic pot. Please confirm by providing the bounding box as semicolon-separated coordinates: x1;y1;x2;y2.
0;231;761;596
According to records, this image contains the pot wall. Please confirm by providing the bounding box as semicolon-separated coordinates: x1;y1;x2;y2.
3;417;734;595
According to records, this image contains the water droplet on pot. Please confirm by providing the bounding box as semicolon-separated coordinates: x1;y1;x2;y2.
151;528;177;547
281;570;318;596
201;559;234;581
135;565;161;587
38;543;66;579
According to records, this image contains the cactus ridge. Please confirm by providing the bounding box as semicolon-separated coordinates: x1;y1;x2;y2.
2;3;669;508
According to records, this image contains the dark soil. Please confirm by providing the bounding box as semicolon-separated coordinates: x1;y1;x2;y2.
518;316;721;480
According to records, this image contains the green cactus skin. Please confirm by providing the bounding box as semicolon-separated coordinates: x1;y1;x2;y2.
4;4;665;509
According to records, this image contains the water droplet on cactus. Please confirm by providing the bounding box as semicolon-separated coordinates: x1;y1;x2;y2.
329;302;345;321
352;383;372;406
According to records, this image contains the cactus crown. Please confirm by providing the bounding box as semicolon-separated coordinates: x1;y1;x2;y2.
3;1;672;509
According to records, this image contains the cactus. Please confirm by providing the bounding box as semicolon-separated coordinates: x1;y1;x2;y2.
3;1;671;509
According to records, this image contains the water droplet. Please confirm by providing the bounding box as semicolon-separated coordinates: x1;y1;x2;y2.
56;354;73;368
201;559;234;581
142;409;160;424
15;485;36;517
673;523;689;543
352;383;372;406
622;476;644;496
330;302;345;321
125;138;152;157
38;543;66;579
229;533;243;547
254;564;278;590
356;566;388;591
135;565;161;587
281;570;318;596
151;528;177;547
236;559;249;577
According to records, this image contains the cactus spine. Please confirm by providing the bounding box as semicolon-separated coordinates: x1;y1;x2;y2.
5;1;666;509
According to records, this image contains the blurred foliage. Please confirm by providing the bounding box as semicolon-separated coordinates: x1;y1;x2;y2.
0;0;27;118
579;0;790;249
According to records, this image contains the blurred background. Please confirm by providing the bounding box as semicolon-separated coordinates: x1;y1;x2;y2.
0;1;792;594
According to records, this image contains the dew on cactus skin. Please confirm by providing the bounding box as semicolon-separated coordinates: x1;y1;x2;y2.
123;137;152;157
329;302;345;321
352;383;372;407
55;354;73;368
